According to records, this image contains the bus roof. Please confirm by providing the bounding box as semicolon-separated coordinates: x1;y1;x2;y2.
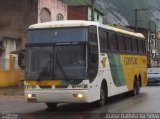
29;20;145;39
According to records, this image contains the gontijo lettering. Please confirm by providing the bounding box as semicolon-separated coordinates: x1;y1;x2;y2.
124;57;137;65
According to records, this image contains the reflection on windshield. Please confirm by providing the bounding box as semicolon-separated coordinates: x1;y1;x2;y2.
26;45;86;80
26;47;52;80
54;46;86;80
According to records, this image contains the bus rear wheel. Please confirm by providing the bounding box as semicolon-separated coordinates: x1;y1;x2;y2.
46;103;57;109
131;79;140;96
96;84;107;107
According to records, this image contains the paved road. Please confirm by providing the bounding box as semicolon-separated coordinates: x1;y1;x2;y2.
0;85;160;119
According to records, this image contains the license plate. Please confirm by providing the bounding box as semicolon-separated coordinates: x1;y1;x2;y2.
27;98;37;102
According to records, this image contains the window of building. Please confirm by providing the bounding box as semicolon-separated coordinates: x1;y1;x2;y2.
40;8;51;23
97;14;99;20
56;13;64;21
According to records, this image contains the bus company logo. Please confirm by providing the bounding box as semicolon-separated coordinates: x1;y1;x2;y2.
101;57;107;68
124;57;137;65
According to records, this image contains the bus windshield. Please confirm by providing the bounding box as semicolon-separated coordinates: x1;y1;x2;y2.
27;28;88;43
26;45;86;80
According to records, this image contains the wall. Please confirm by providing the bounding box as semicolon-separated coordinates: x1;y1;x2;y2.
0;0;38;48
38;0;67;22
87;7;103;23
67;6;87;20
0;55;20;88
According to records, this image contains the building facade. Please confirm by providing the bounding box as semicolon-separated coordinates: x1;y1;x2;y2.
0;0;67;87
38;0;67;23
68;5;103;23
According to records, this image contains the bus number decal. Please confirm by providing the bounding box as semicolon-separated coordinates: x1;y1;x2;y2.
124;57;137;65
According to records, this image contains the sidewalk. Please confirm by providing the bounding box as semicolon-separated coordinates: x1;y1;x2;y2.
0;86;24;99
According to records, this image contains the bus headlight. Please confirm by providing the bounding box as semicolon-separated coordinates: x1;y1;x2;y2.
27;94;36;98
27;94;32;98
73;93;84;98
77;94;83;98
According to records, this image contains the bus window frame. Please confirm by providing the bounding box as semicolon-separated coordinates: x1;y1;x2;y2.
99;27;110;53
109;32;119;52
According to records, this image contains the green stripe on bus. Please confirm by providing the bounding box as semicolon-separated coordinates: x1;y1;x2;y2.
108;53;126;87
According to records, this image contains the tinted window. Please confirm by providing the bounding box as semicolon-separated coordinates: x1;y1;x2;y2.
99;28;109;52
110;33;118;51
118;35;125;52
27;28;88;43
88;45;98;82
132;38;138;52
138;39;143;53
142;40;146;53
88;26;97;42
124;37;132;52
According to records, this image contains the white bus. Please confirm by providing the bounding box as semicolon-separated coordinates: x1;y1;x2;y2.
25;20;148;108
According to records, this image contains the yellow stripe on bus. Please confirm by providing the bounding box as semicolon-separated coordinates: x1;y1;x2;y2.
26;80;62;86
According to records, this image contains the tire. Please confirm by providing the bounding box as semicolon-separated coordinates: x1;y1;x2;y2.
131;79;140;96
96;84;107;107
46;103;57;109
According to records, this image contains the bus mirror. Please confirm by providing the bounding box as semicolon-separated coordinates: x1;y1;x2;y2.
18;53;25;69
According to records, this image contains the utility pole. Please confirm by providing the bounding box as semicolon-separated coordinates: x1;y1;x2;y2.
134;8;147;31
148;20;158;67
91;0;95;21
155;24;157;49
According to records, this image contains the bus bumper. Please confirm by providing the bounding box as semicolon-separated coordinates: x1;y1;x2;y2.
25;89;92;103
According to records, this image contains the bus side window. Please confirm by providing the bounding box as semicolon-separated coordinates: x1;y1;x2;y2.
99;28;109;52
142;40;146;53
88;25;97;43
132;38;138;53
118;35;125;52
138;39;143;53
124;36;132;52
88;45;98;82
110;33;118;52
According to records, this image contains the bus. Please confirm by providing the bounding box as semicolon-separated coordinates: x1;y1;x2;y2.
25;20;148;108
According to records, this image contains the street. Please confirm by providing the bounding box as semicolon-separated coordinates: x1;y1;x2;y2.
0;85;160;119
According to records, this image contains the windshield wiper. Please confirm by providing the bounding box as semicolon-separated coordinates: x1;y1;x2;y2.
37;60;51;81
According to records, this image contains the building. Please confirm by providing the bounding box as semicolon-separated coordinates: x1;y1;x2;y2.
62;0;104;23
0;37;20;70
68;5;104;23
0;37;20;87
0;0;67;87
0;0;67;48
38;0;67;23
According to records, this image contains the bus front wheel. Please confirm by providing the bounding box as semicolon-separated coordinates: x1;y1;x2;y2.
131;79;140;96
96;84;107;107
